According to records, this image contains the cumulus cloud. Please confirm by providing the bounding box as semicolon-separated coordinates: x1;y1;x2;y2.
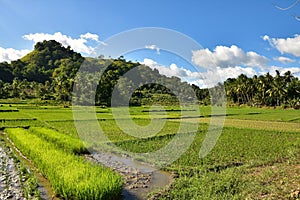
145;44;160;54
263;34;300;57
202;66;258;88
273;56;295;63
192;45;269;69
23;32;100;55
0;47;30;63
142;58;257;88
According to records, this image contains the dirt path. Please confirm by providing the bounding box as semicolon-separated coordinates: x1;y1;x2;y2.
86;152;172;200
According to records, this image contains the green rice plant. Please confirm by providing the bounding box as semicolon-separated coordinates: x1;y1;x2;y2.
48;118;182;143
5;128;123;200
46;121;79;137
21;108;74;122
0;119;42;129
0;111;30;119
29;127;89;154
114;126;299;170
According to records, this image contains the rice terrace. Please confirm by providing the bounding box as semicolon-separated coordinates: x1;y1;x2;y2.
1;1;300;200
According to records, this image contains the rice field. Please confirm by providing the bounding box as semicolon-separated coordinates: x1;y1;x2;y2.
0;103;299;199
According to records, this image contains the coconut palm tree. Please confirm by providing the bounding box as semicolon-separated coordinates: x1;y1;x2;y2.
267;70;287;106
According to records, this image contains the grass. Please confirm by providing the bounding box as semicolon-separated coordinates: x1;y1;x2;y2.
115;126;299;169
47;118;182;142
224;106;300;122
0;104;299;199
0;112;31;119
157;167;247;199
5;128;123;200
157;162;300;200
147;127;299;199
29;127;89;154
0;119;42;129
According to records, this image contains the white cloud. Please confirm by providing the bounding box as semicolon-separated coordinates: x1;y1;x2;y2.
142;58;257;88
142;58;203;79
263;34;300;57
216;66;257;80
273;56;295;63
80;32;99;41
202;66;258;88
0;47;30;63
262;35;270;41
145;44;160;54
192;45;268;69
23;32;100;55
142;58;182;77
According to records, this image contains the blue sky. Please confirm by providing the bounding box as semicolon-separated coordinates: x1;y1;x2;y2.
1;0;300;87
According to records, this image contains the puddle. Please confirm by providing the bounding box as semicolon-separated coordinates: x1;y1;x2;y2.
87;151;172;200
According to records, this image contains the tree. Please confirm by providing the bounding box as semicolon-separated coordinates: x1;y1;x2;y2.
267;70;287;106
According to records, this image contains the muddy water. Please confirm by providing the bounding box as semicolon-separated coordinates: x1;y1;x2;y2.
86;151;172;200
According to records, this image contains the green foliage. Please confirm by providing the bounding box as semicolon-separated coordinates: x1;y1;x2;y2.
21;40;83;83
5;128;122;199
75;57;197;106
0;40;83;101
0;62;13;83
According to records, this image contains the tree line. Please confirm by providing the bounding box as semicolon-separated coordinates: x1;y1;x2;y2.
224;70;300;108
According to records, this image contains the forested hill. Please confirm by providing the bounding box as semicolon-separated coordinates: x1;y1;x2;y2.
0;40;84;83
0;40;205;105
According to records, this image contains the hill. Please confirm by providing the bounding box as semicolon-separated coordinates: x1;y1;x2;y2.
0;40;205;105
